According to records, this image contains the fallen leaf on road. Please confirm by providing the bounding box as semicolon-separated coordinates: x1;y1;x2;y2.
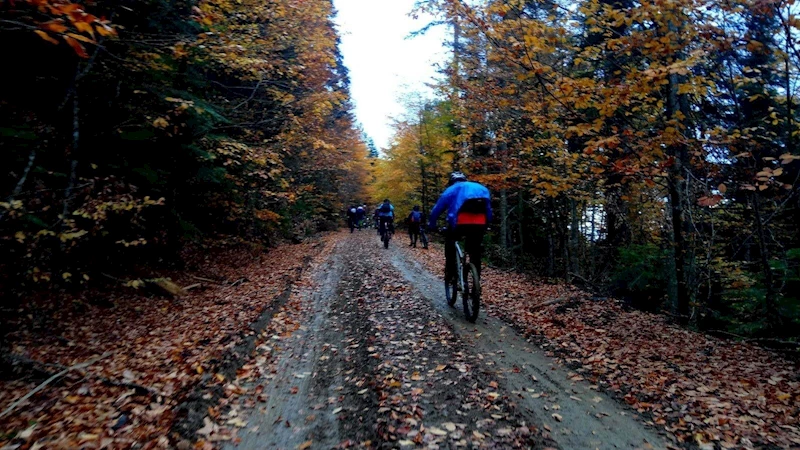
18;423;37;440
226;418;247;427
197;417;216;436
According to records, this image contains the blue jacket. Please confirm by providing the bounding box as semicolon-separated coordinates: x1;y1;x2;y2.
377;203;395;218
429;181;492;229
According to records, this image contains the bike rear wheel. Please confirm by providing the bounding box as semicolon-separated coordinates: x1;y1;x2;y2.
383;230;390;248
462;262;481;322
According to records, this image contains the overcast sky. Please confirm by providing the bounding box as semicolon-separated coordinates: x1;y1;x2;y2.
332;0;449;150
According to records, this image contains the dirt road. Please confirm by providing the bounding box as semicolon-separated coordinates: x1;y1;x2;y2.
218;232;667;449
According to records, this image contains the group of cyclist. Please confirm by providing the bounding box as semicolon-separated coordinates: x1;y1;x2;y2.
345;204;369;232
346;171;491;282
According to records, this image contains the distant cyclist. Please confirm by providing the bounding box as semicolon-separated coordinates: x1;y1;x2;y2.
429;172;491;279
376;199;395;239
346;204;357;233
407;205;423;248
355;204;366;229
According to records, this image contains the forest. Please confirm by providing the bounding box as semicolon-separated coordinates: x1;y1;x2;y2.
1;0;369;297
2;0;800;448
372;0;800;341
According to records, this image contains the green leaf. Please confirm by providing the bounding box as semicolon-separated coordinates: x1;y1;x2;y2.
786;248;800;260
0;127;37;140
120;129;155;141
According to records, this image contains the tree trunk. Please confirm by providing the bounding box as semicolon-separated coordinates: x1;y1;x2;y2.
500;188;508;256
0;149;36;221
516;190;524;267
547;199;556;277
666;65;691;322
62;89;80;235
785;7;794;154
418;108;428;214
569;198;580;280
752;193;780;329
421;161;428;214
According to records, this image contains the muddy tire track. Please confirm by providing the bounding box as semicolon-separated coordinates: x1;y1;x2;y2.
219;232;556;449
392;246;670;450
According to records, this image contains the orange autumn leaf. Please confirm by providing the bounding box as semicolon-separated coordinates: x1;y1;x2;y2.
62;34;89;57
34;29;60;45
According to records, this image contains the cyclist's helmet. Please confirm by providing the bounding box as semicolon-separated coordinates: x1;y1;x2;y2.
449;171;468;186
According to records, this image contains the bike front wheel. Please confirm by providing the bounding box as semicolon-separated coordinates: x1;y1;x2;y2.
462;262;481;323
445;276;458;307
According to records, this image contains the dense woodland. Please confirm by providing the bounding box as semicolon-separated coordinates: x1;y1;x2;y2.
3;1;800;447
3;0;800;342
372;0;800;340
1;0;368;297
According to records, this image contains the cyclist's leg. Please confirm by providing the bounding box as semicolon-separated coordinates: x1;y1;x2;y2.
380;217;390;237
463;225;486;276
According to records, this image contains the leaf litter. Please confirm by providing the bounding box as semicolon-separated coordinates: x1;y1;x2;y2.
202;232;556;449
0;236;334;449
406;243;800;449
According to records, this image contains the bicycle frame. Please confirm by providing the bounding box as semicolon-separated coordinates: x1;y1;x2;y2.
454;241;465;291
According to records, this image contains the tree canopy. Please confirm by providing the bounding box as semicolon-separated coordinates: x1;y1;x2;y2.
1;0;368;291
373;0;800;339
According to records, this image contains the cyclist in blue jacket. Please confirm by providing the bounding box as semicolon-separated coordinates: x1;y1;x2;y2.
376;199;395;239
429;172;492;280
407;205;423;248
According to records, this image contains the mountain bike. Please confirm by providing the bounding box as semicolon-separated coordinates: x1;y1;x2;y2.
379;219;393;249
419;227;429;249
444;238;481;322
